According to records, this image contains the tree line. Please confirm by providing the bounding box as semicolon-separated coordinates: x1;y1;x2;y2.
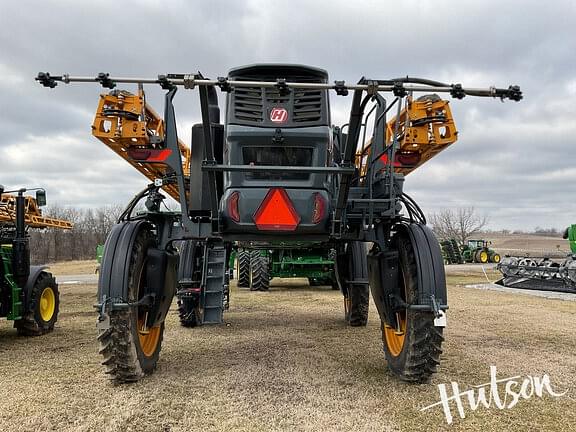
29;205;123;265
27;204;563;264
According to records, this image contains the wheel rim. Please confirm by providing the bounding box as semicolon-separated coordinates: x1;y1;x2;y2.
39;287;56;322
344;296;351;318
137;318;161;357
384;313;407;357
493;254;501;263
136;256;161;357
384;266;408;357
480;251;488;263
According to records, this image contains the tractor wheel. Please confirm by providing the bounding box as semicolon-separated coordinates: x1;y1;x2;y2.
250;251;270;291
343;242;369;327
97;228;164;383
237;249;250;288
382;231;444;383
15;271;59;336
177;297;201;327
177;240;202;328
478;250;489;263
491;253;501;264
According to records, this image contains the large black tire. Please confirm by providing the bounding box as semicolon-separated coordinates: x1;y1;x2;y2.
250;250;270;291
382;232;444;383
15;271;59;336
97;228;164;383
476;249;489;263
237;249;250;288
178;297;200;327
177;241;202;328
343;242;369;327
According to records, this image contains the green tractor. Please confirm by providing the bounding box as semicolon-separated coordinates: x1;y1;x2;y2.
236;247;336;291
0;186;69;335
95;244;104;274
461;239;501;264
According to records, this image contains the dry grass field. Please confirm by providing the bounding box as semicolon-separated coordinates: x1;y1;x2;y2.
0;262;574;432
486;233;570;258
48;260;99;276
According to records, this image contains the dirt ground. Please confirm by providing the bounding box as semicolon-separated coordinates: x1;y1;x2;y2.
0;263;574;432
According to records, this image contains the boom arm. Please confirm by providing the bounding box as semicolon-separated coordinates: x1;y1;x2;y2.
0;195;73;229
92;89;190;201
356;95;458;177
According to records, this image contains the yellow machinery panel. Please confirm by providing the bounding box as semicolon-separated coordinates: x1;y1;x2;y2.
0;195;73;230
356;95;458;177
92;90;191;201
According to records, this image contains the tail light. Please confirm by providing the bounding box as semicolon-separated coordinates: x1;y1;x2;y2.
311;193;326;224
228;192;240;223
128;148;172;162
253;188;300;231
380;151;421;167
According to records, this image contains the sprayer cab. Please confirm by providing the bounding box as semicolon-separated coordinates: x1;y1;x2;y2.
219;65;334;240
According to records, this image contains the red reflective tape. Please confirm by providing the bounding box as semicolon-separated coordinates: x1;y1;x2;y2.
146;149;172;162
380;154;402;167
128;148;172;162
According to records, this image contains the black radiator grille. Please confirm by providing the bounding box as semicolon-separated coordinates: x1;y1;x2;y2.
228;68;329;127
233;87;263;123
293;90;323;123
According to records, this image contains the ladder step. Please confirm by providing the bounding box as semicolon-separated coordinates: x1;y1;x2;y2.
200;245;226;325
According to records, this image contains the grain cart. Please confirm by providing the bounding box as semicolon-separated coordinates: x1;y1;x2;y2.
37;66;521;383
496;225;576;293
236;247;336;291
0;186;73;334
461;239;501;263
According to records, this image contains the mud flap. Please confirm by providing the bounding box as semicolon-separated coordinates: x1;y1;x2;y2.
145;247;178;328
23;265;49;305
368;223;448;329
97;220;176;328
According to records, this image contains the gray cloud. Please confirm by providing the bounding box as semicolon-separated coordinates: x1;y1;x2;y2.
0;0;574;230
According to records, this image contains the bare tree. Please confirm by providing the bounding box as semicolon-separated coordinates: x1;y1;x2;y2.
28;204;125;264
430;207;488;246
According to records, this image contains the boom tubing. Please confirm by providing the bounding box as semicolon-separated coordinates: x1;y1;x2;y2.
36;73;522;101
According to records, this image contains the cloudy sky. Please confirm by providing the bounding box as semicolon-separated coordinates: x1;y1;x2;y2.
1;0;574;230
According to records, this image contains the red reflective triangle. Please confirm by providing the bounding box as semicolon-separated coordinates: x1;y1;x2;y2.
253;188;300;231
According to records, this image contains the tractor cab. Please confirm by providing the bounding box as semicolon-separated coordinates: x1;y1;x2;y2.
219;64;333;241
467;239;487;249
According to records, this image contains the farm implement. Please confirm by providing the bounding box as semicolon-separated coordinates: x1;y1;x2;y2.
236;247;337;291
37;66;521;383
0;186;72;335
496;225;576;293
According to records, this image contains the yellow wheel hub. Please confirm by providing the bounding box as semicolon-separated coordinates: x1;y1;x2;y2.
480;251;489;263
384;314;407;357
39;287;56;322
493;254;501;263
137;318;161;357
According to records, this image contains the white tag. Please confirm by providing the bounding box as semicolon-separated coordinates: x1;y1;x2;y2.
96;313;110;330
154;178;163;187
434;310;447;327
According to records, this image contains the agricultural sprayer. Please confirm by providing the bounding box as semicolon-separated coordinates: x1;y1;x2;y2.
37;66;521;383
0;186;72;335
